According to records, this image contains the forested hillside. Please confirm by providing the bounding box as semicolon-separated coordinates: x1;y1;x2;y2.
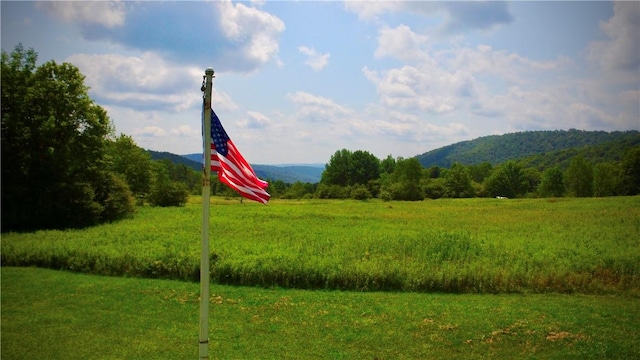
148;150;202;171
416;129;640;168
519;135;640;170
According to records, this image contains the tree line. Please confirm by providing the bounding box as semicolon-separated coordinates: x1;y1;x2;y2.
266;147;640;201
1;45;199;231
3;45;639;232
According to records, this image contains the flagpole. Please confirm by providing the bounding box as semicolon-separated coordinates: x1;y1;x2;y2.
200;67;214;360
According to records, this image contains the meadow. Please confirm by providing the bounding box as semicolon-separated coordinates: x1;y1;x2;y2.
2;196;639;295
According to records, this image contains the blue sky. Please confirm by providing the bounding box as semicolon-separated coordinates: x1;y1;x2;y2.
2;1;639;164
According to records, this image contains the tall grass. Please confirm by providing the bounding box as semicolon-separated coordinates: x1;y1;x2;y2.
2;196;639;294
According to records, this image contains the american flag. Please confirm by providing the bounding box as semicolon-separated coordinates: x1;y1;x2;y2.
209;108;270;204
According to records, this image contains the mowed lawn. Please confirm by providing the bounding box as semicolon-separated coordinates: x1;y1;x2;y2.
2;267;639;359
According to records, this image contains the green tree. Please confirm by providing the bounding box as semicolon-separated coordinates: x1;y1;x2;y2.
620;147;640;195
382;157;424;201
538;166;565;197
423;177;445;199
443;163;475;198
108;134;154;198
148;161;189;207
267;179;287;198
523;167;541;194
282;181;315;199
321;149;380;187
350;150;380;185
154;159;200;194
469;162;492;183
565;155;593;197
1;44;134;231
315;183;350;199
321;149;352;186
148;181;190;207
428;165;441;179
593;162;619;197
485;161;528;198
380;154;396;175
94;172;136;221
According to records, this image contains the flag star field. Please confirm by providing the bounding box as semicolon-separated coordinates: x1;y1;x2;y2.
2;1;638;164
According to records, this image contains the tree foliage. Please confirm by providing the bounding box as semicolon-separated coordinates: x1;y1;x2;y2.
443;163;475;198
108;134;154;197
417;129;639;168
620;147;640;195
485;161;528;198
321;149;380;187
381;158;424;201
148;161;190;207
593;163;619;197
565;155;593;197
539;166;565;197
1;44;134;231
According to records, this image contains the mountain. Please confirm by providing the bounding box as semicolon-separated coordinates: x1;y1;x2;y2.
161;153;325;183
149;129;638;183
181;153;204;164
416;129;640;168
518;134;640;170
252;164;324;183
148;150;202;171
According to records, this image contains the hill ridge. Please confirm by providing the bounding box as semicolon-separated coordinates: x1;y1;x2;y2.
147;129;639;183
416;129;639;168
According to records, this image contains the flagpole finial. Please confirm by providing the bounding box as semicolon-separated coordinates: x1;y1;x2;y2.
205;67;214;76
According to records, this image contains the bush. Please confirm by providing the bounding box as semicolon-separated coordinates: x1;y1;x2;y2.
423;178;445;199
148;181;189;207
351;185;372;200
316;184;350;199
95;172;136;222
379;190;393;202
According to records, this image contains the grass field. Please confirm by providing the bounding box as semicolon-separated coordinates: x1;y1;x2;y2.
2;196;639;294
2;267;639;359
2;197;639;358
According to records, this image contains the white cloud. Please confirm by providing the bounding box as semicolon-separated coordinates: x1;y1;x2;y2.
66;52;240;112
170;125;199;138
345;1;512;34
36;1;125;28
343;1;401;22
286;91;355;123
212;88;240;112
40;1;285;74
217;0;285;67
364;65;463;113
298;46;330;71
375;25;432;63
132;126;167;137
588;1;640;81
241;111;271;129
366;23;595;131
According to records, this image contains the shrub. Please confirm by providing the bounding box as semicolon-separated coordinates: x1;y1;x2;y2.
148;181;189;207
351;185;372;200
95;172;136;222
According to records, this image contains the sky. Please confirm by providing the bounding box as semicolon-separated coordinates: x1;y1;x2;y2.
2;1;639;165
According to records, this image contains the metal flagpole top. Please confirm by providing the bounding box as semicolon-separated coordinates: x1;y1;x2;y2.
205;67;214;76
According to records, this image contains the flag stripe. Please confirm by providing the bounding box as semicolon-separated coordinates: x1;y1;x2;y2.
208;108;270;204
213;146;270;204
